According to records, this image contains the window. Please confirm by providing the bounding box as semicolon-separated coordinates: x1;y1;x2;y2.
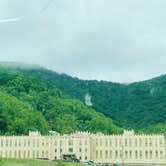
145;138;148;146
105;150;108;158
119;139;122;146
125;151;128;159
28;140;30;146
129;151;132;158
145;151;148;159
42;151;44;158
68;148;73;153
140;151;142;159
28;151;30;158
6;140;8;147
100;150;102;158
24;151;26;158
105;140;108;147
109;140;112;146
37;140;39;147
109;151;112;158
24;140;26;147
125;139;128;146
129;139;132;146
6;151;8;157
1;140;3;147
160;140;163;147
46;151;48;158
15;140;17;147
79;148;82;153
135;151;138;159
139;138;142;146
10;140;12;147
68;140;73;146
155;139;158;146
160;151;163;159
149;138;152;146
37;151;39;158
14;151;17;158
96;140;98;146
19;140;21;147
115;151;118;159
150;151;152;158
85;156;87;160
33;140;35;147
96;150;98;158
155;151;158;158
9;151;12;158
135;139;137;147
100;139;102;146
33;151;35;158
119;150;122;159
115;140;118;146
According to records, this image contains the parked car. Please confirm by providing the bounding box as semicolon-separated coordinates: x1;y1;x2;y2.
113;164;120;166
62;154;79;162
104;163;112;166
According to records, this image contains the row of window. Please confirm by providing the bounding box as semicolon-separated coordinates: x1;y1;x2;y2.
95;138;164;147
95;150;164;159
0;139;48;148
0;150;49;158
55;148;88;153
55;140;88;146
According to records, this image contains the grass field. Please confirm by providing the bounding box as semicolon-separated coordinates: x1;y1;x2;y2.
0;158;84;166
0;159;165;166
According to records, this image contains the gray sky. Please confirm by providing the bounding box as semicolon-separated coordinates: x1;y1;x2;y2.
0;0;166;83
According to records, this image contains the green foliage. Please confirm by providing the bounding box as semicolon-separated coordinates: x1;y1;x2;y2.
0;64;122;135
14;65;166;134
0;63;165;135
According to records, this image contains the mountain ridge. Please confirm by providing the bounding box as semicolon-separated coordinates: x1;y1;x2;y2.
0;62;165;134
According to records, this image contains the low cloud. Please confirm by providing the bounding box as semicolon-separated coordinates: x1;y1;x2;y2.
0;0;166;82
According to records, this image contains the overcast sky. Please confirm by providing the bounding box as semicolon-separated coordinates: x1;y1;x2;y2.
0;0;166;83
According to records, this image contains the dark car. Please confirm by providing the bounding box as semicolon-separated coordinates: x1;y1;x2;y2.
104;163;112;166
113;164;120;166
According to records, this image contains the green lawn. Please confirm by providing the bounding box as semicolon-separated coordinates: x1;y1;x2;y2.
0;159;165;166
0;158;84;166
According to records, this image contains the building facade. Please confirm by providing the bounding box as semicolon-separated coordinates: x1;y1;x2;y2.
0;130;165;164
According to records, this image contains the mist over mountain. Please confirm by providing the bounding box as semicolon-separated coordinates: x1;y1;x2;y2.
1;0;166;83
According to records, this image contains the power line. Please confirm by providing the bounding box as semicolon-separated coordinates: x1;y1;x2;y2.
0;0;56;24
39;0;56;14
0;16;23;23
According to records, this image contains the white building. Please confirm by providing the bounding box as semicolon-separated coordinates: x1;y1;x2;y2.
0;130;165;164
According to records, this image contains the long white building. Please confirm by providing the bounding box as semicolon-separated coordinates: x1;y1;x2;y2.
0;130;165;164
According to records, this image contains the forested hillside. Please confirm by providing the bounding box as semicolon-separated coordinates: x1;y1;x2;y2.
6;63;165;134
0;62;165;135
0;64;122;135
